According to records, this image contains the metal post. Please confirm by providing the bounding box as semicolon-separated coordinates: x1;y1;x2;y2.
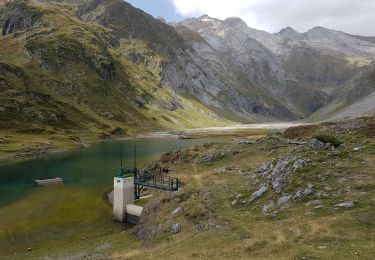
120;145;123;168
133;146;137;170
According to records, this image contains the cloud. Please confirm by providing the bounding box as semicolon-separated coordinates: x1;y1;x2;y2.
171;0;375;36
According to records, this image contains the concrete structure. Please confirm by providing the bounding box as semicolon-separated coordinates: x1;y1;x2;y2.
125;204;143;224
113;176;135;222
35;178;63;186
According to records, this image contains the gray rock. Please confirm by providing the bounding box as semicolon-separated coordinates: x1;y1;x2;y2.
239;139;255;145
171;223;182;234
277;195;291;206
171;207;183;215
308;139;326;150
133;225;161;240
305;200;323;207
247;184;269;203
194;148;232;164
262;201;276;213
353;147;363;152
214;167;234;174
293;189;303;200
231;200;238;206
293;159;308;170
269;210;280;217
272;178;284;194
303;183;315;196
335;201;358;208
254;156;309;194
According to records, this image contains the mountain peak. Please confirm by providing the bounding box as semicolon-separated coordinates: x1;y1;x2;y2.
311;26;328;31
224;17;246;26
198;14;212;20
307;26;332;34
278;26;300;38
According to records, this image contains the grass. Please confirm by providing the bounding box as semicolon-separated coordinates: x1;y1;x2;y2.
0;119;374;259
107;120;373;260
0;186;125;255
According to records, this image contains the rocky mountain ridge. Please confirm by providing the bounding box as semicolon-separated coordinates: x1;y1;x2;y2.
0;0;374;138
175;15;375;120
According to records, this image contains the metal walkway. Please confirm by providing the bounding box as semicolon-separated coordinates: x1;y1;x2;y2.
116;167;179;199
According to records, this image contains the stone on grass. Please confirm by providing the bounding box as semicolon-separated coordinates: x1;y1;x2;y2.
293;189;303;200
335;201;358;208
303;183;315;196
171;207;183;215
247;184;269;203
277;195;291;206
269;210;279;217
171;223;182;234
262;201;276;213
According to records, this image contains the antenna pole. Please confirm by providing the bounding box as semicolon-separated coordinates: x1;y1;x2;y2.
134;146;137;169
121;145;123;168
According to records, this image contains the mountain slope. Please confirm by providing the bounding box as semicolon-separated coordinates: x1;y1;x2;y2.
0;0;233;139
176;16;331;119
328;91;375;120
175;15;375;121
1;0;374;142
309;61;375;120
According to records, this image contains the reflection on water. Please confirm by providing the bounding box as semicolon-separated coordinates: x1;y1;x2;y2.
0;138;216;207
0;137;220;252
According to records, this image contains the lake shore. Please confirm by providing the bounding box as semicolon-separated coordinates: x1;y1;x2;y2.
0;123;305;166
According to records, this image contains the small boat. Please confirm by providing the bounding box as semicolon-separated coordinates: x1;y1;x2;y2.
35;178;64;186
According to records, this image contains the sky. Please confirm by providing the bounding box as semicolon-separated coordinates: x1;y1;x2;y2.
126;0;375;36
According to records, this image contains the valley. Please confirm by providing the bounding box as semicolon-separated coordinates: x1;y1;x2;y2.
0;0;374;259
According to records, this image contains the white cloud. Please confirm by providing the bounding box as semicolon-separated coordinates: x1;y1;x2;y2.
171;0;375;36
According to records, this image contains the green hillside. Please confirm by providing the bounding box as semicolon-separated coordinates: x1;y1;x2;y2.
0;0;232;157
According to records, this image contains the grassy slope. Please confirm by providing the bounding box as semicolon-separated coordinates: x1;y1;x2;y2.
5;117;373;259
115;118;375;259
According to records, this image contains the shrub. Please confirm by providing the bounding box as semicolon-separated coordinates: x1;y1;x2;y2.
313;133;342;147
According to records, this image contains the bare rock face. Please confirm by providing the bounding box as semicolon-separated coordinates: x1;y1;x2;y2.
174;15;375;120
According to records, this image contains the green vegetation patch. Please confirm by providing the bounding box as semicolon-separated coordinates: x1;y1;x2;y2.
313;133;342;147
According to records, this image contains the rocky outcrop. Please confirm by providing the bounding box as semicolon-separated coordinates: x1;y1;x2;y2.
254;156;310;194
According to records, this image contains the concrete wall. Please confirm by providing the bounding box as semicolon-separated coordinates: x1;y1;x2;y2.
113;177;134;222
126;204;143;225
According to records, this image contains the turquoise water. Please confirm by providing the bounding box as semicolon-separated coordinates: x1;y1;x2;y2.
0;137;215;207
0;137;219;253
